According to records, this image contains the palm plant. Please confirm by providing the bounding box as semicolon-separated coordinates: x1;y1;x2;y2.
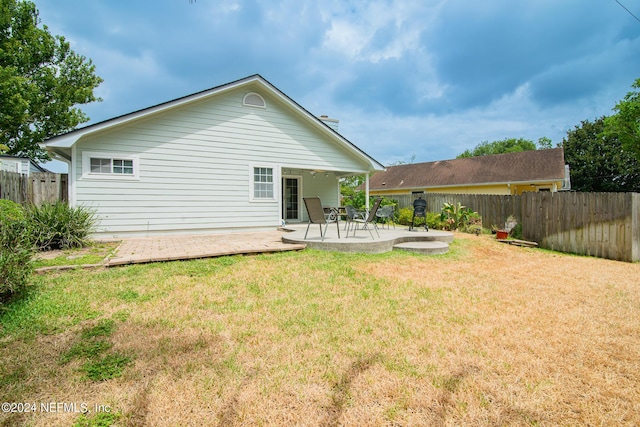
440;202;474;231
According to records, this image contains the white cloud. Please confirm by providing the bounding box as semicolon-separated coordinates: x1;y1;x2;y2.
321;1;441;63
323;20;369;58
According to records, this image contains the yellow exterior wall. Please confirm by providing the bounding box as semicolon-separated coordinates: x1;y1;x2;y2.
370;180;564;197
424;185;511;195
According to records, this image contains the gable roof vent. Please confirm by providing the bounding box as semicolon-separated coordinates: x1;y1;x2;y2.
243;92;266;108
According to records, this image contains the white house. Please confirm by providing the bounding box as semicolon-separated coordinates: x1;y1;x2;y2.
42;75;384;237
0;155;49;176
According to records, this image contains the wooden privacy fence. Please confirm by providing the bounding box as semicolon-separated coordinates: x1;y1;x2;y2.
385;192;640;262
0;171;68;206
389;193;521;229
521;192;639;263
0;170;28;203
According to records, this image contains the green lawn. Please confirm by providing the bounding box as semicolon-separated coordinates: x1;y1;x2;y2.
1;235;639;426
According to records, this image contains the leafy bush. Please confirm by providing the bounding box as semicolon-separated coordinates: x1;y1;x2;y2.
464;211;484;234
0;199;25;222
27;202;96;250
440;202;472;231
426;212;448;229
397;207;414;226
510;223;523;239
396;207;447;229
0;200;34;299
439;202;483;233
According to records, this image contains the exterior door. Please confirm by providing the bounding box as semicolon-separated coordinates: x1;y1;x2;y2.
282;177;301;221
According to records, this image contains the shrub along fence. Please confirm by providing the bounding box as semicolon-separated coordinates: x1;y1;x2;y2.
0;171;68;206
385;192;640;262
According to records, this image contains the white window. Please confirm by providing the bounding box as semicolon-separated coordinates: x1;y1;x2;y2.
89;158;134;175
243;92;266;108
250;165;277;201
82;151;139;180
254;167;273;198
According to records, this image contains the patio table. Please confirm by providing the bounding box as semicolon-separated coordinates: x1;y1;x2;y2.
322;207;347;237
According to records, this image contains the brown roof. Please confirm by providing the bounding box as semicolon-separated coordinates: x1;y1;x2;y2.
369;148;566;191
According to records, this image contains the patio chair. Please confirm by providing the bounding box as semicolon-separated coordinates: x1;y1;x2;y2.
409;197;428;231
303;197;340;241
348;198;382;239
344;205;365;231
376;205;395;229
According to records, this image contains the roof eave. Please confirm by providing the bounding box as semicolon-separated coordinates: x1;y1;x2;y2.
371;178;566;192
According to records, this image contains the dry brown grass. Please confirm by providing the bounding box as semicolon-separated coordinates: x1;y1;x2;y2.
1;233;639;426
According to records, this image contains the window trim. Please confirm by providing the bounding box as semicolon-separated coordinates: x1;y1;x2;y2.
249;164;277;202
82;151;140;180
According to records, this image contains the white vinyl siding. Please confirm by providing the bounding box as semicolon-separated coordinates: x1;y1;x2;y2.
73;85;371;236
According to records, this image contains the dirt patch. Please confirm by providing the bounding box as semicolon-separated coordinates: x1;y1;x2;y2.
35;241;119;261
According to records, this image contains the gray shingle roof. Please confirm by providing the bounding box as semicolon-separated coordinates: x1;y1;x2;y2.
370;148;566;190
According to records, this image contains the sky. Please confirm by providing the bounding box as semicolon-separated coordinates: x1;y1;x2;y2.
35;0;640;171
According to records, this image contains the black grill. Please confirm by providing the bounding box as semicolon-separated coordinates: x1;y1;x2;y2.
409;197;428;231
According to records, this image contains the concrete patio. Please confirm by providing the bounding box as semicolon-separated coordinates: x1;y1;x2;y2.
281;223;454;254
38;224;455;272
104;223;453;267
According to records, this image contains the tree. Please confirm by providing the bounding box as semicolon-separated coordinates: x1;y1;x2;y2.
563;117;640;192
457;137;537;158
604;78;640;161
0;0;102;161
340;175;367;208
536;136;553;149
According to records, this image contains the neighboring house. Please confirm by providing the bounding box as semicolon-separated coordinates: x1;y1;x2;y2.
42;75;384;237
368;148;570;197
0;155;49;176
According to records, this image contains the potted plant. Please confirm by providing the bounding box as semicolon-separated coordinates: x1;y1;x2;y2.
496;215;517;240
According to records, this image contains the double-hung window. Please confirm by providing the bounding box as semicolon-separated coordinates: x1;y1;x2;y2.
250;165;277;201
253;167;274;199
